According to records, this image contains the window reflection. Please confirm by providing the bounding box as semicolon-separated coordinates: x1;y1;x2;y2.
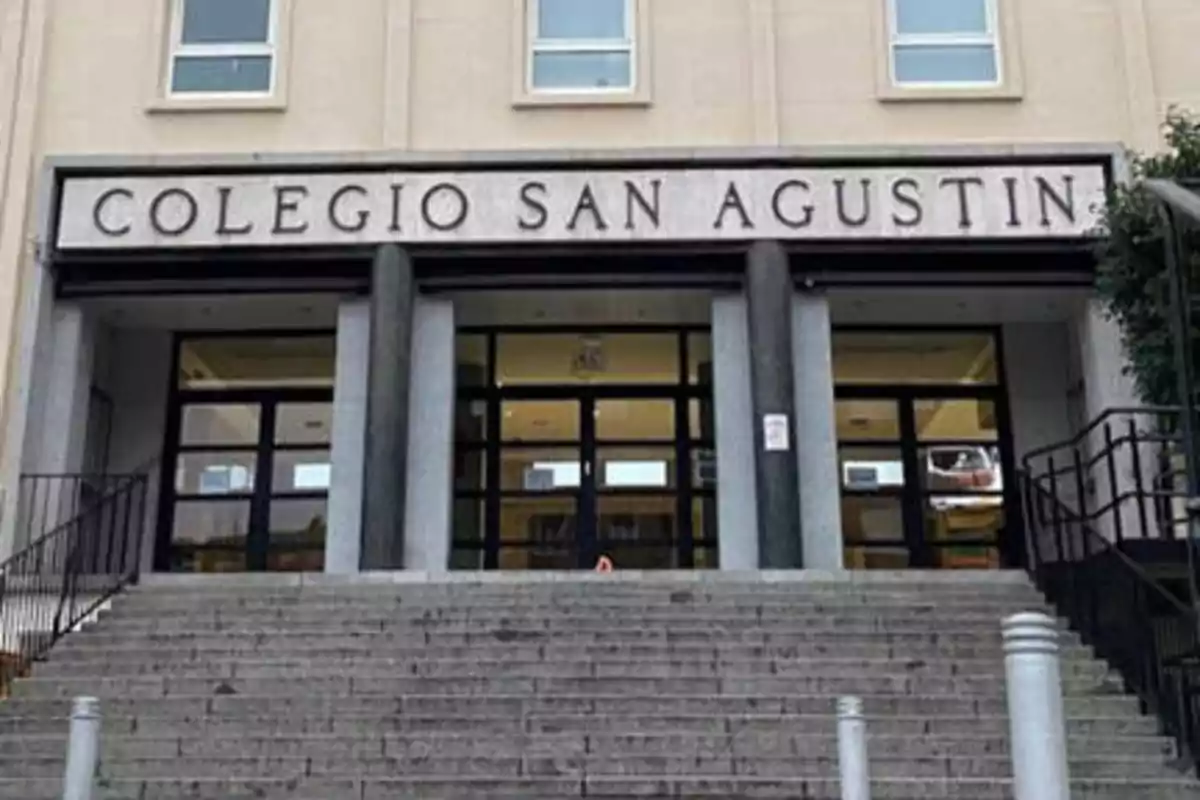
833;332;997;385
275;403;332;445
839;447;904;490
178;337;335;389
176;453;256;495
837;400;901;441
181;404;261;446
496;334;680;386
921;445;1002;494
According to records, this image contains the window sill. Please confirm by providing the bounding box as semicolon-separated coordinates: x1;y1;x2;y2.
877;84;1023;104
146;95;288;114
513;89;651;109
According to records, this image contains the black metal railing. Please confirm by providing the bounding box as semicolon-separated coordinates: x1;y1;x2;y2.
0;474;148;697
1022;407;1191;545
16;474;150;550
1021;408;1200;771
1144;178;1200;631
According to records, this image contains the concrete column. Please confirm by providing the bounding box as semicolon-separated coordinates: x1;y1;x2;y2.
403;297;455;573
712;294;759;570
1004;323;1074;460
792;291;843;569
5;303;97;554
326;299;370;574
36;304;95;478
1072;299;1144;542
745;241;803;568
1003;612;1071;800
102;327;173;576
0;0;52;554
360;245;414;570
1075;299;1139;428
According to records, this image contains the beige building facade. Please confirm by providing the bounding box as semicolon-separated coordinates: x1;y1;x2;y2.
0;0;1196;575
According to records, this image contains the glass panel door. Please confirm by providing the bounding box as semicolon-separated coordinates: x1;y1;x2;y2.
591;396;681;570
451;328;716;571
266;401;331;572
496;399;584;569
835;399;911;567
912;396;1004;569
836;391;1010;569
165;393;332;573
169;402;261;572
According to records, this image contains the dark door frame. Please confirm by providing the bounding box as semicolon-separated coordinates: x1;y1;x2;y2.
453;326;715;571
156;387;334;572
478;385;705;570
835;383;1018;567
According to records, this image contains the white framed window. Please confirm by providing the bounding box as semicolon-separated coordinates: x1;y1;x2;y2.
528;0;636;93
167;0;277;96
888;0;1001;87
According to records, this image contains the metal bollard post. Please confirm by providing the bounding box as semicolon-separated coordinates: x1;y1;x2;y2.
62;696;100;800
1002;613;1071;800
837;696;871;800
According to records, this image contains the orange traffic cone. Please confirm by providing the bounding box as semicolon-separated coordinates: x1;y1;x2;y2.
594;555;614;573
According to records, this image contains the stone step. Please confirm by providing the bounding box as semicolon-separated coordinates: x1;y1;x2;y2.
49;639;1097;663
1;776;1196;800
0;692;1145;718
21;663;1117;693
0;714;1161;738
105;596;1051;613
0;712;1163;740
63;627;1083;649
6;574;1189;799
109;596;1049;612
0;751;1186;781
122;588;1045;602
0;713;1164;739
129;576;1039;593
86;614;1072;632
28;655;1112;680
0;731;1176;760
8;672;1124;700
89;614;1064;634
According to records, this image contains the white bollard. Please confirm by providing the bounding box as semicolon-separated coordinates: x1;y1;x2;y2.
1002;613;1071;800
62;696;100;800
837;696;871;800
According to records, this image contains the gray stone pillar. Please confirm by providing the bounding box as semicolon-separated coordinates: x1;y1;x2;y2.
712;294;759;570
746;241;803;568
403;297;456;573
360;244;414;570
326;299;370;574
792;291;844;569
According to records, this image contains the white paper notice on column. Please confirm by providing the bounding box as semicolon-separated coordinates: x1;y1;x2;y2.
763;414;791;452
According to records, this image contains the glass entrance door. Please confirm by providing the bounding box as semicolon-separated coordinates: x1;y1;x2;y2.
492;393;691;570
838;390;1010;568
160;391;333;572
498;398;583;569
453;328;716;571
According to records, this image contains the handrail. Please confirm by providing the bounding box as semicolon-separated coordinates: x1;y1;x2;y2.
1024;476;1195;618
11;474;144;559
1145;179;1200;227
1143;177;1200;659
0;474;148;698
1020;468;1200;771
1022;406;1181;463
1022;407;1188;547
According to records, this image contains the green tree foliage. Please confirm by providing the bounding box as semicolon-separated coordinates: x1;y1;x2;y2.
1096;109;1200;405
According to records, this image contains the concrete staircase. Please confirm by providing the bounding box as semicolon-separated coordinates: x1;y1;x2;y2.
0;571;1196;799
